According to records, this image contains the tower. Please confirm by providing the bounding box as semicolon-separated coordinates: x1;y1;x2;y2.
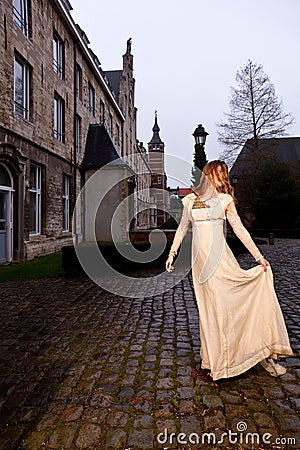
148;112;168;226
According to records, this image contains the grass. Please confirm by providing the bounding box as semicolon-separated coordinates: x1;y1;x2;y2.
0;251;65;282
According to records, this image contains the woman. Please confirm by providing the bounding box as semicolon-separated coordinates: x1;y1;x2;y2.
166;160;293;381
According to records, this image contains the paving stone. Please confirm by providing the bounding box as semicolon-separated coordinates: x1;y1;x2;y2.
178;400;195;414
220;391;244;404
204;410;226;429
177;386;195;399
75;423;102;448
105;428;127;448
48;422;78;448
156;418;177;434
60;405;83;422
106;410;129;427
202;394;224;410
269;399;295;413
245;398;269;412
278;414;300;431
158;367;173;377
81;407;107;424
282;383;300;396
253;412;276;429
156;377;174;389
290;398;300;410
262;386;285;399
127;429;154;449
179;416;202;436
133;413;153;428
177;375;193;387
118;386;135;399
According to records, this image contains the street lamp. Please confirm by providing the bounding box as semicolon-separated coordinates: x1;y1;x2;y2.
192;124;209;185
192;124;209;146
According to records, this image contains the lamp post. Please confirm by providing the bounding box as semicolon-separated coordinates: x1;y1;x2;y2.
192;124;209;185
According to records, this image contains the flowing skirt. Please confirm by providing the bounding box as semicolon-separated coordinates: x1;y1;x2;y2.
191;220;294;380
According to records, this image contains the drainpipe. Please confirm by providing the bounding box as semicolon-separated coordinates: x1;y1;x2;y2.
73;38;78;244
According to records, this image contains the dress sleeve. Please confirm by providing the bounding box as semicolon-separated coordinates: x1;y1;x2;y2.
225;199;264;262
169;196;191;256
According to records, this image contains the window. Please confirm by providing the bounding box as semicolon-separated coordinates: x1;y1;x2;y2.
29;163;41;235
75;63;82;100
53;32;64;78
62;175;70;231
100;100;105;124
14;54;30;120
54;93;64;142
109;113;113;136
88;83;95;115
75;114;81;153
13;0;29;36
116;123;120;147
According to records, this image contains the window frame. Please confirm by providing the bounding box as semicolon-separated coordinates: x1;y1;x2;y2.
116;123;120;147
62;175;70;232
75;114;82;154
53;32;64;78
109;113;113;137
29;163;41;236
13;0;29;37
14;54;30;120
75;63;82;100
88;83;95;116
54;93;65;142
100;100;105;125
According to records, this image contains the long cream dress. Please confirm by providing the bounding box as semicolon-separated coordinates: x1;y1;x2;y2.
169;192;293;380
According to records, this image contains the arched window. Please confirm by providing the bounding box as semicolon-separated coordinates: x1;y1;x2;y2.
0;164;12;187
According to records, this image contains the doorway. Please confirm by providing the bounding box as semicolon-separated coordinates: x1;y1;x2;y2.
0;164;14;263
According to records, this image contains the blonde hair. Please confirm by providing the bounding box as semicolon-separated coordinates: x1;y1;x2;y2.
202;160;236;201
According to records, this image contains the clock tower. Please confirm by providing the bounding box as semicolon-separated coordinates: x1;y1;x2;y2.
148;112;168;226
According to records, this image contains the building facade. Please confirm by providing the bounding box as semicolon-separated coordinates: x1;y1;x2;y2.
0;0;170;263
147;113;170;227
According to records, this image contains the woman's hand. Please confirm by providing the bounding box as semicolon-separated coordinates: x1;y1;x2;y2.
258;257;270;272
166;255;174;272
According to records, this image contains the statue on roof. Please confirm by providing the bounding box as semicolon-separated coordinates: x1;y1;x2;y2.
126;38;132;54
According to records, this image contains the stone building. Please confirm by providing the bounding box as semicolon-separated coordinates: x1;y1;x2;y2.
0;0;165;263
147;113;170;227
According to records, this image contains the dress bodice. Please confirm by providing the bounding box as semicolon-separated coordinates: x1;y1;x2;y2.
186;193;229;222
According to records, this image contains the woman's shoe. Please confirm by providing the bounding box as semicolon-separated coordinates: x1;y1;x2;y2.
260;358;286;377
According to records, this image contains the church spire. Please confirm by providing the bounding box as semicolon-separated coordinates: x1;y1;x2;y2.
148;111;163;145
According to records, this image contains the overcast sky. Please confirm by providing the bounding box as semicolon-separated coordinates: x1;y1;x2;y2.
70;0;300;187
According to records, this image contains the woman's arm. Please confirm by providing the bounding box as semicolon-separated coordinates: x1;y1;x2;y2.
168;198;191;257
225;200;264;262
166;199;191;272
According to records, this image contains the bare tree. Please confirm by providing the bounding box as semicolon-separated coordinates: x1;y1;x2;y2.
217;60;294;166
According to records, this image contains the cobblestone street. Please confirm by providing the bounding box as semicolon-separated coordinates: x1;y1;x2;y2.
0;239;299;450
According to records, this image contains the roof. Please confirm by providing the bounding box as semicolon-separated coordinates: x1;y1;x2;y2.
178;187;193;197
82;124;127;169
231;137;300;175
148;114;163;145
104;70;123;102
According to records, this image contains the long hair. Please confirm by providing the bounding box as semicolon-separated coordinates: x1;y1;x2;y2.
192;160;237;203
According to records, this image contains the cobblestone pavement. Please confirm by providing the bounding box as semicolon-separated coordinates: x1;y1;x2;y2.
0;238;299;450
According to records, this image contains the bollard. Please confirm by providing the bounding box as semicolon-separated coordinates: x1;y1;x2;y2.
268;232;274;245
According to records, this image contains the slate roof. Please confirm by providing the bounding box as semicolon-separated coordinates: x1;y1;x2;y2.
81;124;127;169
148;115;163;145
104;70;123;102
231;137;300;175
